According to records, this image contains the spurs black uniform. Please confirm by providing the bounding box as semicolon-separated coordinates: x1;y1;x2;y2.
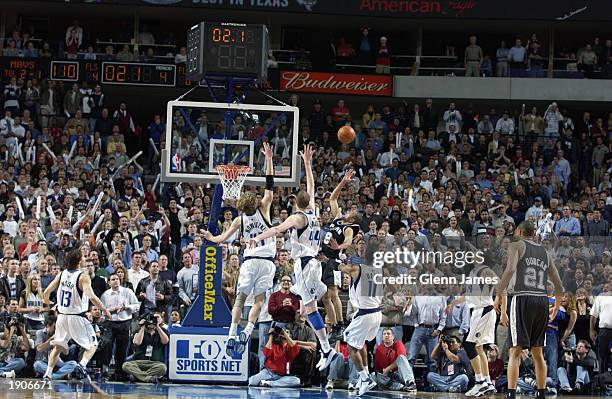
321;218;359;286
507;239;550;348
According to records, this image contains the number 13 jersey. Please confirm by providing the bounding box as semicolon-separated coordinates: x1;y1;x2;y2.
290;209;320;258
57;270;89;315
509;239;549;297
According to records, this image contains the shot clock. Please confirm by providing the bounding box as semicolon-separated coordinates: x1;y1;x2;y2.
187;22;269;81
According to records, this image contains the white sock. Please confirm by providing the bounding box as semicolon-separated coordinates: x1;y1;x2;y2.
243;322;255;336
315;329;331;352
475;373;483;382
45;366;53;377
229;322;238;337
358;369;369;381
79;358;89;368
485;375;491;384
364;366;369;374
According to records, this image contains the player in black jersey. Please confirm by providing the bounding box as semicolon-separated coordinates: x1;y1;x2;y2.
495;220;564;399
321;170;360;339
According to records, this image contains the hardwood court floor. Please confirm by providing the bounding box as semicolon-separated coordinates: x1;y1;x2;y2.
0;379;604;399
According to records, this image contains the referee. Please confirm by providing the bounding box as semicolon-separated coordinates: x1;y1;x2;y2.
101;272;140;381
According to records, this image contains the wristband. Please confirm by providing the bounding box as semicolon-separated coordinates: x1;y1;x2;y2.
266;175;274;190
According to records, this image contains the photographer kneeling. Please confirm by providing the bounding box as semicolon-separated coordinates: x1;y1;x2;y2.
0;299;30;378
248;325;302;388
426;335;471;392
122;312;168;383
558;340;596;394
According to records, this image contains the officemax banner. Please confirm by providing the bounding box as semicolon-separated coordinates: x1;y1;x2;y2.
29;0;612;21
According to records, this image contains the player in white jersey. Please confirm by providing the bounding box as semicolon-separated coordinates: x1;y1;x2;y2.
43;249;111;382
250;144;337;372
338;242;382;396
446;263;505;397
203;142;276;355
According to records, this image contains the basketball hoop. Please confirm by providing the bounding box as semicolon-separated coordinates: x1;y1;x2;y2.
215;165;251;200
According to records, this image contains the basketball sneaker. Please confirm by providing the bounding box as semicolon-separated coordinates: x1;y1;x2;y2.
357;375;377;396
315;348;338;371
226;335;239;357
475;383;497;396
465;381;486;396
74;364;91;384
238;331;251;353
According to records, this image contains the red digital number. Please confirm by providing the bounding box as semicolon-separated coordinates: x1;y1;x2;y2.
105;64;115;81
212;28;221;42
117;65;126;81
222;28;231;43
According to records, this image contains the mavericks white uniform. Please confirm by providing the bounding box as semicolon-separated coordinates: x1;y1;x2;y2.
239;208;276;296
343;264;383;349
289;209;327;304
52;270;98;351
465;264;496;345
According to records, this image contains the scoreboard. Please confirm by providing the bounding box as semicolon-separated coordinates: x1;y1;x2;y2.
1;57;193;87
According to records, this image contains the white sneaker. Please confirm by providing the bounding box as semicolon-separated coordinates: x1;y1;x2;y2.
3;370;15;378
465;381;485;397
315;348;338;371
260;379;272;387
348;380;357;392
358;377;377;396
325;380;334;390
474;383;496;397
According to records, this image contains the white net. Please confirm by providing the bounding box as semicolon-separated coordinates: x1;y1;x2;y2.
215;165;252;200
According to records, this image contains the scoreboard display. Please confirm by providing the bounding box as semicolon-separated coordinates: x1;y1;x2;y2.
1;58;191;87
187;22;269;81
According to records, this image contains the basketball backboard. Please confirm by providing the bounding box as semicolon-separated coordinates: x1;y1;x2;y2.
161;100;300;187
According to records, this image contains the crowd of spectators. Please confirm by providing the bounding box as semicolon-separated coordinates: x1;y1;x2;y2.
4;23;612;78
0;47;611;393
1;22;187;64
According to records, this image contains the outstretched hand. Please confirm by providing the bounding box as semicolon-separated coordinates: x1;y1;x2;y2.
262;142;273;159
299;143;315;164
343;169;355;183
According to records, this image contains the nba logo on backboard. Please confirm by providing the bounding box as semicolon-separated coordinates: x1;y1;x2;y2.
170;333;248;382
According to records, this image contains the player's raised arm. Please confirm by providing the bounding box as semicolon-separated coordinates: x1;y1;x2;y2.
300;144;316;209
261;142;274;216
329;169;354;219
250;213;304;246
203;216;241;244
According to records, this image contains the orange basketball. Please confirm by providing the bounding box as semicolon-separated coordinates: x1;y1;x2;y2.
337;125;356;144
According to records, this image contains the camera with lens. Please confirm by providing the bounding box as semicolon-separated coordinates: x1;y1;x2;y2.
439;335;453;345
139;313;158;328
270;322;287;344
4;313;25;328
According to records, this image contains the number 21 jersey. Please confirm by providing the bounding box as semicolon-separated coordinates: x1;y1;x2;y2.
509;239;549;297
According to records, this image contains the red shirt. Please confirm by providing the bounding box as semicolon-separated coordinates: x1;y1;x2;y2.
263;343;301;376
18;243;37;258
374;340;407;372
268;290;300;322
488;358;504;381
331;106;350;122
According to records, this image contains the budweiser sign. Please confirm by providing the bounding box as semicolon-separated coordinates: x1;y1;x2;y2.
280;71;393;96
